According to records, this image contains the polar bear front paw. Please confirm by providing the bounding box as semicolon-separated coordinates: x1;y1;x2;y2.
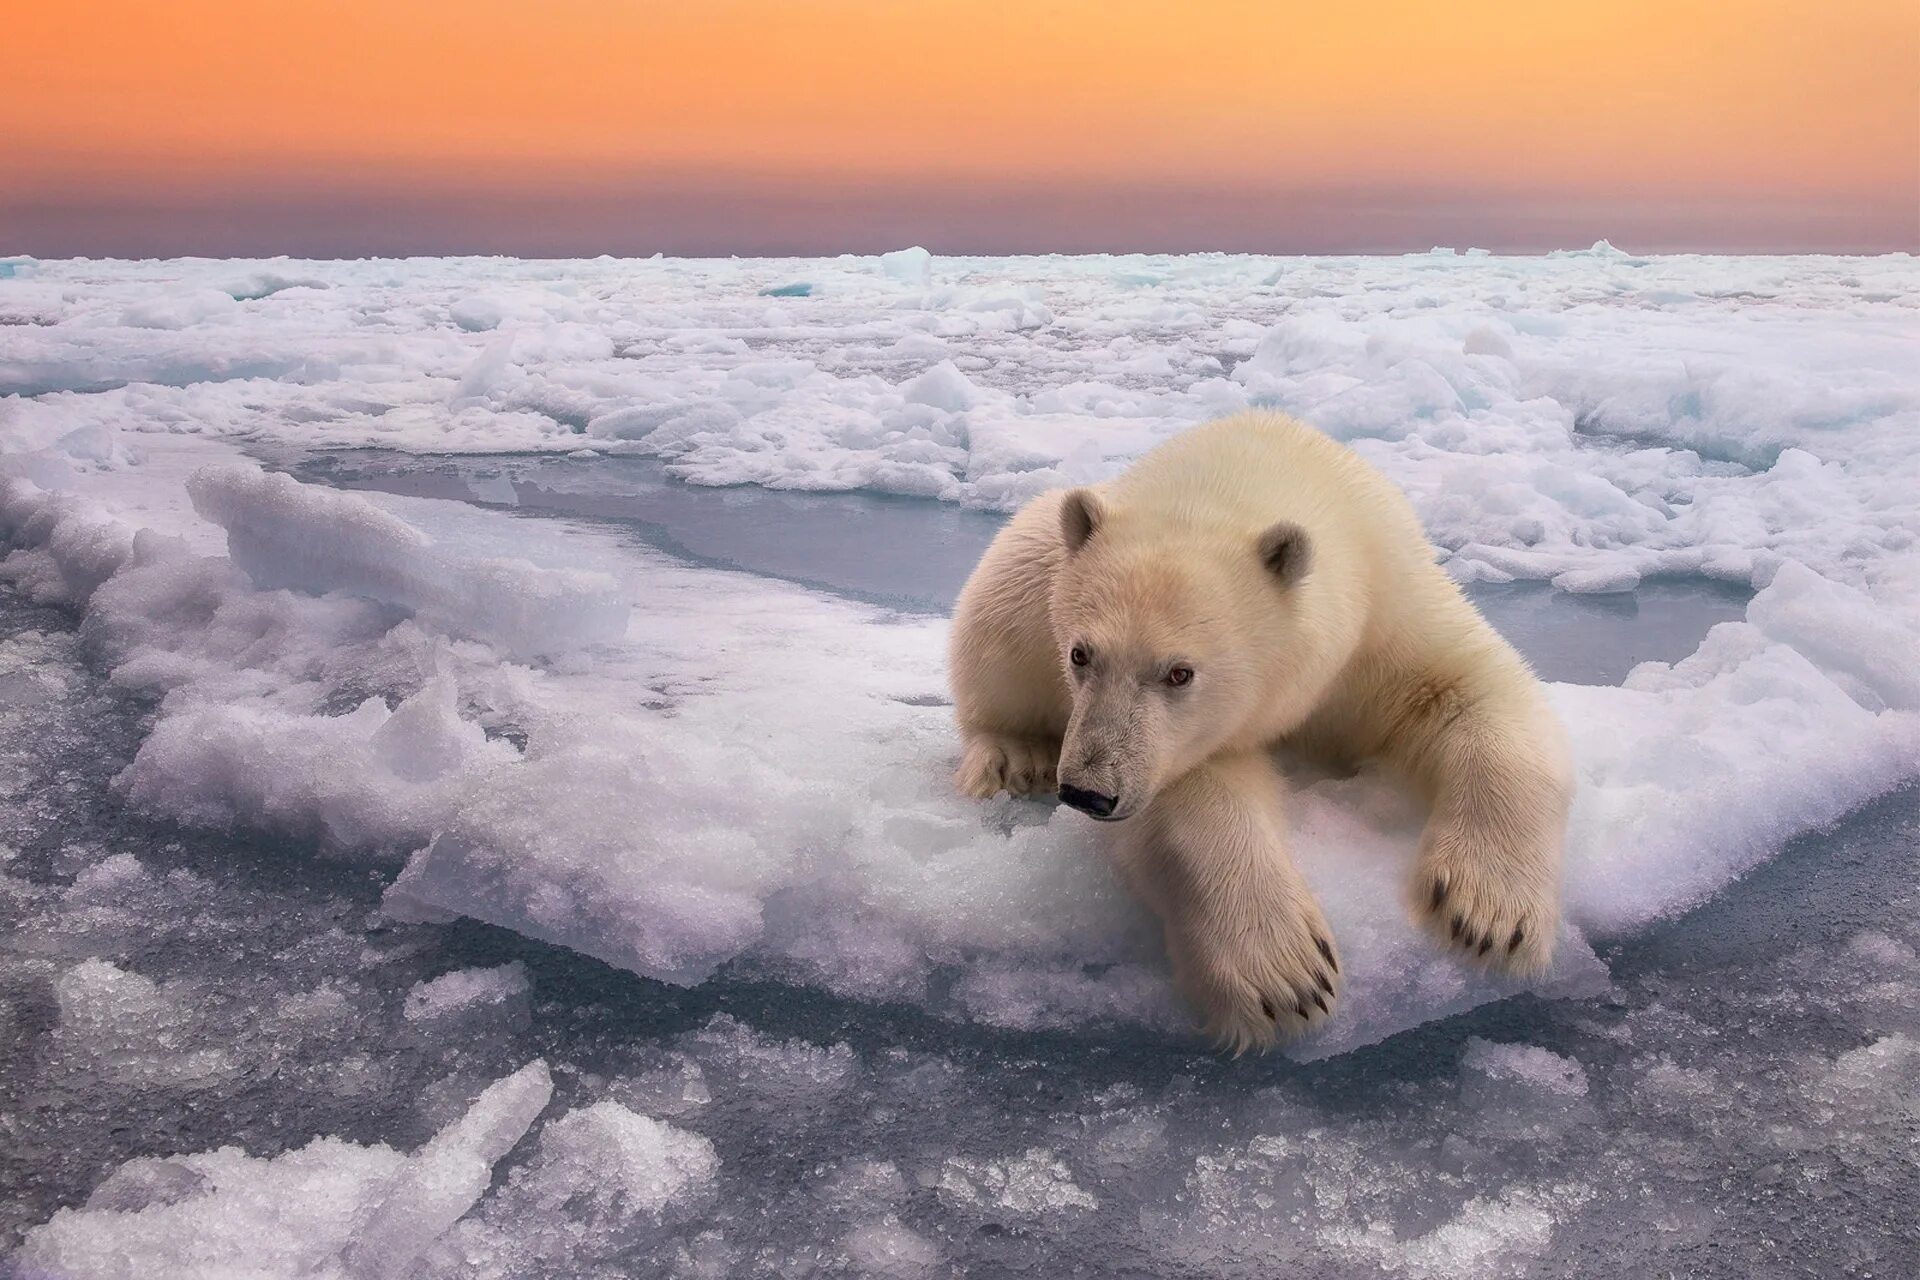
1412;822;1559;976
955;733;1059;799
1165;895;1341;1054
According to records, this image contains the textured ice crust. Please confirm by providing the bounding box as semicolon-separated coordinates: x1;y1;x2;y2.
4;250;1919;1062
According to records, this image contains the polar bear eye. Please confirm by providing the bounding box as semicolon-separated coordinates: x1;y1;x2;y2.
1166;665;1194;687
1069;646;1090;668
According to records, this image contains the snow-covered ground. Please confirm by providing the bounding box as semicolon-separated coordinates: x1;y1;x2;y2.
2;248;1916;1276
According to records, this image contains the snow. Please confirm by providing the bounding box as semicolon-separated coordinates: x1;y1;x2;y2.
3;250;1918;1275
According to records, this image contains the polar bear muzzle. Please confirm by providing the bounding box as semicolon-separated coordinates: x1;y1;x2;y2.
1057;783;1119;819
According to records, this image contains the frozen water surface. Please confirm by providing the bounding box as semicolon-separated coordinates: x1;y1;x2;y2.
2;250;1918;1276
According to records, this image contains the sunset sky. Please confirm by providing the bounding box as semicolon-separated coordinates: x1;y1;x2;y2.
5;0;1916;256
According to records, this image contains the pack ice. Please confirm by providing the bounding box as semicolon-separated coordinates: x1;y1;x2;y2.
2;248;1917;1065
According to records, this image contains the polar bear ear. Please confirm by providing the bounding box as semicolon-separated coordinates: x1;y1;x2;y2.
1257;521;1313;588
1059;488;1107;554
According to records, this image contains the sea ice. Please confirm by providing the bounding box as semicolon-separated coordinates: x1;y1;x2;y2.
3;250;1917;1070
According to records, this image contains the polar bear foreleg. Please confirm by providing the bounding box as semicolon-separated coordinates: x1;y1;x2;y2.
1114;751;1340;1052
1389;674;1571;975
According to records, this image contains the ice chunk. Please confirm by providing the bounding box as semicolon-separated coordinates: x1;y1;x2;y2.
221;269;327;301
15;1138;408;1278
887;332;950;358
381;719;805;984
878;246;933;287
841;1218;942;1276
448;295;507;331
463;472;518;506
53;958;239;1088
1552;565;1640;594
814;1158;909;1212
1549;238;1642;261
1460;1038;1590;1098
1748;561;1920;711
337;1060;554;1279
516;1100;718;1220
935;1148;1097;1217
1558;568;1920;931
585;399;743;443
403;961;532;1027
83;1158;211;1213
424;1100;720;1272
118;677;515;855
1819;1033;1919;1122
1462;325;1514;359
1325;1182;1594;1279
900;359;982;412
186;464;628;659
678;1014;862;1104
610;1054;713;1119
0;480;137;605
15;1062;551;1280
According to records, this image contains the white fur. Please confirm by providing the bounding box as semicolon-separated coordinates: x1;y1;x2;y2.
949;411;1573;1051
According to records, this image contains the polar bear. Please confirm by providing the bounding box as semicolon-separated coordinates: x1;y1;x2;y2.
949;411;1572;1050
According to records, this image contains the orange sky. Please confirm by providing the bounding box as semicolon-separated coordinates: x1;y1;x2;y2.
5;1;1917;254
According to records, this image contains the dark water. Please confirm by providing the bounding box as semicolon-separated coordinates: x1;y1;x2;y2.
282;449;1753;687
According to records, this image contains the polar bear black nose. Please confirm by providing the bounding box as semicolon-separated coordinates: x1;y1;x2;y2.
1059;784;1118;818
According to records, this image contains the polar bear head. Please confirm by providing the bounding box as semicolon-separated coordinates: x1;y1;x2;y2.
1048;487;1317;821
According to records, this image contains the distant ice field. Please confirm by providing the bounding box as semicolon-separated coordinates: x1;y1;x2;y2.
2;247;1918;1276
